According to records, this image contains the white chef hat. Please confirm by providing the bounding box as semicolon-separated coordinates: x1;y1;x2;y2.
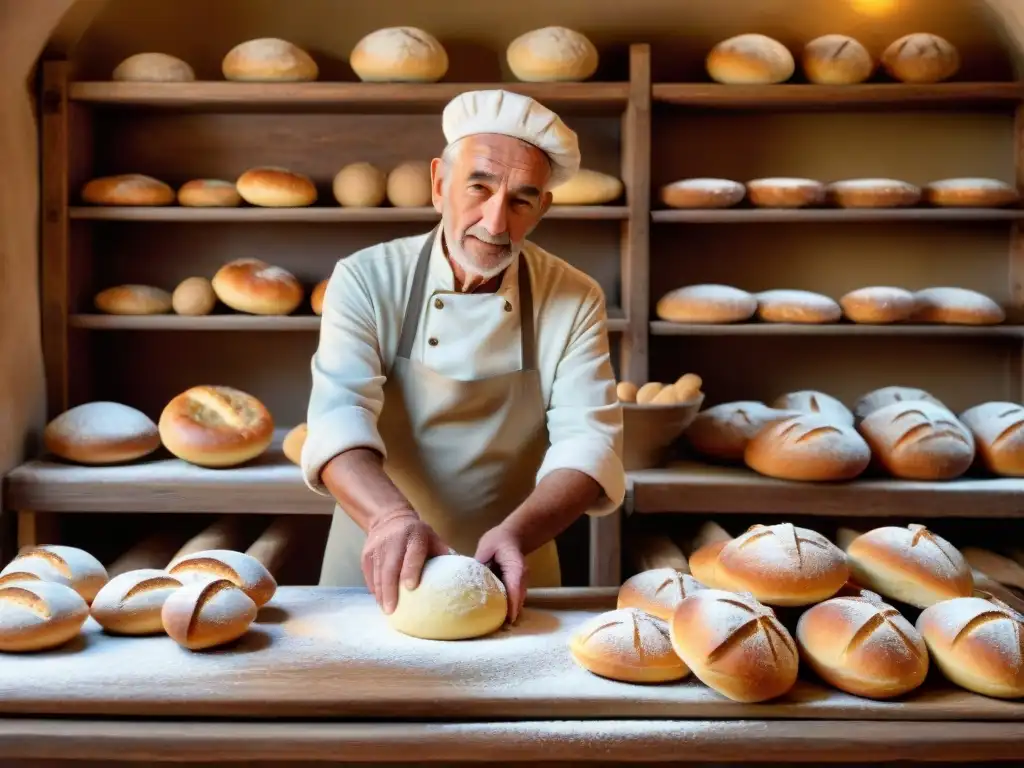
441;89;580;188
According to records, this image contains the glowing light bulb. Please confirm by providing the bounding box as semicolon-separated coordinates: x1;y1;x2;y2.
850;0;900;16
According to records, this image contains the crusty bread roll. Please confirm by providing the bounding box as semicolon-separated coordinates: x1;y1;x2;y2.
349;27;448;83
744;413;872;481
550;169;623;205
94;285;172;315
797;591;929;699
177;179;241;208
655;284;757;324
686;401;798;461
172;276;217;316
162;578;257;650
660;178;746;209
388;555;507;640
840;286;916;324
669;589;799;702
90;569;183;635
755;289;841;324
916;594;1024;699
211;258;304;316
687;541;729;589
845;524;973;609
706;34;795;85
746;178;826;208
507;26;598;82
910;287;1005;325
0;581;89;652
168;548;277;607
570;608;689;683
853;385;948;424
159;385;274;468
222;38;318;82
770;390;853;425
311;279;328;315
617;568;706;621
616;381;639;403
825;179;921;208
959;402;1024;477
113;52;195;82
236;167;317;208
859;400;975;480
0;545;108;604
925;178;1020;208
43;401;160;465
882;33;960;84
81;174;175;206
282;423;307;465
386;161;432;208
333;162;387;208
802;35;874;85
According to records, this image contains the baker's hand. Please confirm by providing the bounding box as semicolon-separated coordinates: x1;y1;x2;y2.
474;525;528;624
362;508;449;615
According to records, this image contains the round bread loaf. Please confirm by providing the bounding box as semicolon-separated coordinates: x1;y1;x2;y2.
172;276;217;316
0;545;109;604
744;413;872;481
924;178;1020;208
90;569;183;635
82;174;174;206
746;178;826;208
846;524;973;609
669;589;799;702
222;38;318;82
162;578;257;650
311;278;328;315
916;594;1024;699
770;390;854;425
802;35;874;85
959;402;1024;477
755;289;841;324
825;179;921;208
507;26;598;82
159;385;274;468
617;568;706;621
94;285;172;315
43;401;160;465
660;178;746;209
686;401;799;461
386;161;432;208
616;381;639;403
211;258;304;315
0;581;89;652
859;400;975;480
882;33;960;83
655;284;757;324
282;423;307;465
236;167;317;208
840;286;916;324
333;162;387;208
797;591;929;699
706;34;795;85
350;27;448;82
113;52;195;82
909;287;1005;326
570;607;689;683
177;179;241;207
387;554;508;640
687;540;729;589
168;549;277;607
550;169;623;205
853;385;948;424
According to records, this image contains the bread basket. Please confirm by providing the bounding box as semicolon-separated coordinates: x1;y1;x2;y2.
621;393;705;471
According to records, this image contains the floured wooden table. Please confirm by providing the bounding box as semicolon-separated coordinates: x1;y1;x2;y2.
0;588;1020;764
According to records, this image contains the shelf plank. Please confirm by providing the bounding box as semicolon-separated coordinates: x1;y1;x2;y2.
69;205;630;222
652;208;1024;224
628;461;1024;517
650;321;1024;337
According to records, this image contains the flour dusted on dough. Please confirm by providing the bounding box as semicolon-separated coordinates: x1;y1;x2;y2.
45;402;157;444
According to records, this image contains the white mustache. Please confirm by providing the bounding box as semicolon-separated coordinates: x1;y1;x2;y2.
464;225;511;246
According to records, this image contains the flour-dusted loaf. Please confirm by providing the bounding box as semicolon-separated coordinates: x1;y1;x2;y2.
858;400;975;480
845;524;973;609
744;413;872;481
172;276;217;316
94;285;173;315
746;178;826;208
802;35;874;85
755;289;842;324
882;33;960;83
236;167;317;208
687;540;729;590
655;284;757;324
0;545;108;604
212;258;304;315
686;401;798;461
840;286;916;324
113;52;195;82
386;161;432;208
162;578;258;650
660;178;746;209
924;178;1020;208
550;169;623;205
796;591;929;699
959;402;1024;477
311;279;328;315
0;581;89;652
852;385;948;423
350;27;448;82
570;607;688;683
81;174;175;206
159;385;275;468
617;568;706;621
168;549;276;607
825;179;921;208
177;179;241;208
910;287;1005;325
706;34;794;84
222;38;318;82
282;423;307;466
507;26;598;82
333;162;387;208
90;569;183;635
770;390;854;425
43;401;160;465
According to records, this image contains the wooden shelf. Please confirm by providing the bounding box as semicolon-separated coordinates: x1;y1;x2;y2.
70;205;630;222
649;321;1024;338
628;461;1024;517
652;208;1024;224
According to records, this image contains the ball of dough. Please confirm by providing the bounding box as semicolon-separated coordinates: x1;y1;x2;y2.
333;162;387;207
550;169;623;205
882;33;959;84
507;26;598;82
178;179;241;207
43;401;160;465
387;554;508;640
386;162;432;208
172;277;217;316
222;38;318;82
707;34;795;85
113;52;195;82
350;27;448;83
802;35;874;85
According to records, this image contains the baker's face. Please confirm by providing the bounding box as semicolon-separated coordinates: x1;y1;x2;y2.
431;134;553;279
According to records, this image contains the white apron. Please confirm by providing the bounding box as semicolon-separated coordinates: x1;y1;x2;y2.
319;229;561;588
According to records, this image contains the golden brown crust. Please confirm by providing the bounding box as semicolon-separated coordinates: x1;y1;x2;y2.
617;569;706;621
825;179;921;209
506;27;598;83
90;569;183;635
744;414;872;482
311;279;328;315
655;285;757;324
350;27;448;83
755;290;841;324
852;385;947;423
660;178;746;209
81;174;175;206
94;285;172;315
236;167;317;207
161;578;258;650
746;178;825;208
158;385;274;467
686;401;798;461
168;549;277;607
112;53;195;82
177;179;241;207
1;545;109;605
802;35;874;85
858;400;975;480
222;38;318;82
924;179;1020;208
282;423;307;466
959;402;1024;476
840;287;916;324
909;287;1005;325
882;33;960;84
211;258;304;316
0;581;89;651
569;608;689;683
706;34;794;85
688;540;728;589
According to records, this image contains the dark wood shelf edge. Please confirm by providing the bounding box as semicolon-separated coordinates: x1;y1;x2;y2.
69;205;630;221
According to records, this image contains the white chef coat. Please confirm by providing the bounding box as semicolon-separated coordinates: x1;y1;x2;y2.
302;227;625;517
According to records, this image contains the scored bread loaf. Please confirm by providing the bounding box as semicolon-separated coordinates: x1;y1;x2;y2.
349;27;448;83
81;174;175;206
113;52;195;82
660;178;746;209
858;400;975;480
959;402;1024;477
924;178;1020;208
167;549;277;607
706;34;795;84
90;569;183;635
570;607;689;683
617;568;706;621
746;178;826;208
159;385;274;468
840;286;916;324
802;35;874;85
162;578;258;650
0;581;90;652
825;179;921;208
0;545;108;604
236;167;317;208
222;38;318;82
686;401;798;461
211;258;304;316
506;26;598;82
770;390;854;425
744;413;872;481
882;33;960;83
755;289;841;324
550;169;623;205
172;277;217;316
95;285;173;315
177;179;241;208
910;287;1005;325
687;540;729;590
43;401;160;465
386;161;432;208
655;284;757;324
852;385;948;424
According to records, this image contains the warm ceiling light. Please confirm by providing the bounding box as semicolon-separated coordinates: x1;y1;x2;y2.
850;0;901;16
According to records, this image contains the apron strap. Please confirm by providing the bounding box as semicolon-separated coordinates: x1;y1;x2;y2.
517;250;536;372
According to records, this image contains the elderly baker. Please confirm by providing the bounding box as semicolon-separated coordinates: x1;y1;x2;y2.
302;89;625;622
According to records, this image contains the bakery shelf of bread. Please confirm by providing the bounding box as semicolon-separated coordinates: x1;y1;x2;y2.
649;322;1024;337
652;207;1024;223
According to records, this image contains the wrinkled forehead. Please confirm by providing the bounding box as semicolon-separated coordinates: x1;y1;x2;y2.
451;134;552;191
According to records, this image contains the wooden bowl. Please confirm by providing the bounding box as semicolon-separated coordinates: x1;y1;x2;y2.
621;394;705;471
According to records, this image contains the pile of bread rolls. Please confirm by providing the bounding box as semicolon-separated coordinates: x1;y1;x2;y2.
706;32;961;85
0;544;274;653
655;284;1006;326
616;373;703;406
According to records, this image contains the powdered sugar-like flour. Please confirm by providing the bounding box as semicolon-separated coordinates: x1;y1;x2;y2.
45;402;156;443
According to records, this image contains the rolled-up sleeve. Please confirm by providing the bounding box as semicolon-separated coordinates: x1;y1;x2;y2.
301;259;388;496
535;288;625;517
